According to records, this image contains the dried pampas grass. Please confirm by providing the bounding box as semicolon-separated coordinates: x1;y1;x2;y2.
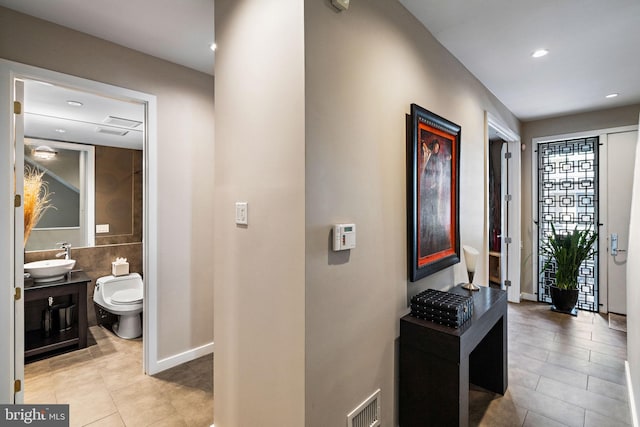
23;166;54;245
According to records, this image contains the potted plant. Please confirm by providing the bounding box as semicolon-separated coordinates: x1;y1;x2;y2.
539;223;597;315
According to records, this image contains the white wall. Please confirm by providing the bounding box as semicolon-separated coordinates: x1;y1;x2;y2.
626;114;640;424
213;1;306;426
303;1;518;425
0;7;214;370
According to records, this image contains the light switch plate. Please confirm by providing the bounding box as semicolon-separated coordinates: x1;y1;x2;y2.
96;224;109;233
235;202;248;225
331;0;349;11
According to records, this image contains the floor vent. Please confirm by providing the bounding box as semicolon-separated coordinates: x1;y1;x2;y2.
347;389;380;427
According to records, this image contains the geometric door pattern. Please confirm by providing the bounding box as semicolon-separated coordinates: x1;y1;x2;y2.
537;137;599;312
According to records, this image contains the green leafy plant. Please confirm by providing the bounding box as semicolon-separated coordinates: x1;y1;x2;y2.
539;223;597;290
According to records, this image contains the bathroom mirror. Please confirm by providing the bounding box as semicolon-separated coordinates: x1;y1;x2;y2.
24;139;94;251
23;79;144;252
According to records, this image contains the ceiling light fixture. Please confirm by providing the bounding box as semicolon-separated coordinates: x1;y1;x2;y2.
209;43;217;52
67;100;83;107
605;93;619;99
32;145;58;160
531;49;549;58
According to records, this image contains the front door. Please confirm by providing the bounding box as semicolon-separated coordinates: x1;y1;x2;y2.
605;130;638;315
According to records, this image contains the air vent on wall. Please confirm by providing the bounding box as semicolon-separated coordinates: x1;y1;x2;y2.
96;127;129;136
103;116;142;128
347;389;380;427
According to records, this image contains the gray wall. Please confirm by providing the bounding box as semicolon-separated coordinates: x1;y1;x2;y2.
304;1;518;425
0;7;214;362
520;104;640;296
213;1;306;426
214;0;519;425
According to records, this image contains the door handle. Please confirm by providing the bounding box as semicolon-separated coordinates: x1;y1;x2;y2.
611;234;626;256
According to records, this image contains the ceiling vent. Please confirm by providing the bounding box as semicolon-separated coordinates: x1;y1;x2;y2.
103;116;142;128
96;127;129;137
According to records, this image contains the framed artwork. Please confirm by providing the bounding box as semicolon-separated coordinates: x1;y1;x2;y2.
407;104;461;282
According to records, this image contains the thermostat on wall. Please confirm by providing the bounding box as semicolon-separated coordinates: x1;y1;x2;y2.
333;223;356;251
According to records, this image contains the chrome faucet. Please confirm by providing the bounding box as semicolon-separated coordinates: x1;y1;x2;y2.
56;242;72;260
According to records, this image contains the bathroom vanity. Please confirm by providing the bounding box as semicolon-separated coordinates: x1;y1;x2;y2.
24;270;90;360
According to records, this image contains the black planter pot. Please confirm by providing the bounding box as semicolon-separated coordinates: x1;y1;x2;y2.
550;286;579;316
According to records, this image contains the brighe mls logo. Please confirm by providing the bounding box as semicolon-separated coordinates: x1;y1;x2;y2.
5;407;47;424
1;405;69;426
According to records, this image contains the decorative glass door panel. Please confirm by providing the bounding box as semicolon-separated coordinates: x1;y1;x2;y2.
537;137;599;312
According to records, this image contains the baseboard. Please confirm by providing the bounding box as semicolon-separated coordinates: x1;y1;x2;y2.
148;342;214;374
626;361;638;427
520;293;537;302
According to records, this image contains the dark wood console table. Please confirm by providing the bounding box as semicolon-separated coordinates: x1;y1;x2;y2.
399;285;508;427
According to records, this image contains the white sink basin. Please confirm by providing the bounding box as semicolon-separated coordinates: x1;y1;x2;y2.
24;259;76;282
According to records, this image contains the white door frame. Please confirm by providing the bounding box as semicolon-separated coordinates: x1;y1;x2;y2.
13;79;25;403
531;125;638;313
487;112;521;303
0;59;159;402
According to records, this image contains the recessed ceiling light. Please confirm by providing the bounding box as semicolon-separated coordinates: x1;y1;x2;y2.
606;93;619;99
531;49;549;58
67;100;83;107
209;43;217;52
54;128;66;133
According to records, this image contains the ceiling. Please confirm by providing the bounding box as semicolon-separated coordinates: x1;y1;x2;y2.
23;79;144;150
0;0;214;75
1;1;638;122
399;0;640;121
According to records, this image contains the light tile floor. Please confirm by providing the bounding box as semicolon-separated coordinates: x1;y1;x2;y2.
470;300;630;427
24;325;213;427
26;302;629;427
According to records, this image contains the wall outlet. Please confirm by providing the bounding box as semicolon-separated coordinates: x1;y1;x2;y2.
96;224;109;233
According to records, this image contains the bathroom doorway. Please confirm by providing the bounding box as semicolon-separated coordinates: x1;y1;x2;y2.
0;59;158;403
488;134;507;286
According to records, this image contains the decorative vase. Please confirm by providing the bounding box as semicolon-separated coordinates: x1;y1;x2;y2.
550;286;579;315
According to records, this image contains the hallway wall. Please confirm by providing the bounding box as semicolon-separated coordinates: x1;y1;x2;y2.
303;1;519;425
213;1;306;426
0;7;214;364
214;0;519;425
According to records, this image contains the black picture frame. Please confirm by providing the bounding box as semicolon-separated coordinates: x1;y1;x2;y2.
407;103;461;282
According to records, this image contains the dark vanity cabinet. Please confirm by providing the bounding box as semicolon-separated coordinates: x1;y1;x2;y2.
24;271;90;360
